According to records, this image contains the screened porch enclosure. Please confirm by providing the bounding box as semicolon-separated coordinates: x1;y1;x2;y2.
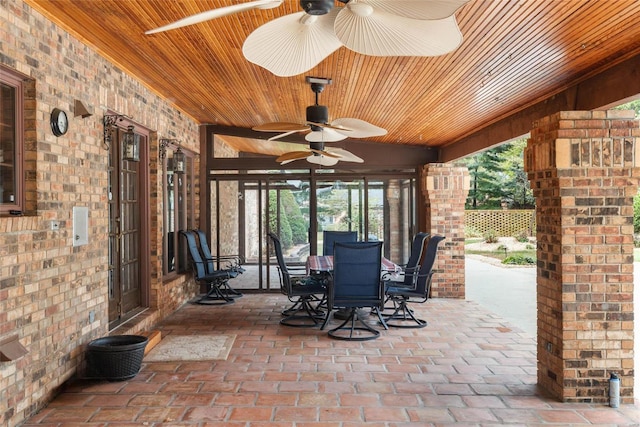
208;171;418;291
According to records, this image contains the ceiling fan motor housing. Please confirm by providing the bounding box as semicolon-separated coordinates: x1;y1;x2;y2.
300;0;334;15
307;105;329;130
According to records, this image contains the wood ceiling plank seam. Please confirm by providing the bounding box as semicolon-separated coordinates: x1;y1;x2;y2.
101;0;238;122
372;59;433;133
442;54;640;147
344;56;389;119
29;1;198;120
390;1;584;142
390;1;519;125
435;1;566;106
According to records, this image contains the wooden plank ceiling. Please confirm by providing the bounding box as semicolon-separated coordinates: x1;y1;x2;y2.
26;0;640;161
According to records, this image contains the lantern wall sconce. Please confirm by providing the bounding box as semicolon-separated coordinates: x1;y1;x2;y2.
173;147;186;174
103;114;139;162
159;138;186;174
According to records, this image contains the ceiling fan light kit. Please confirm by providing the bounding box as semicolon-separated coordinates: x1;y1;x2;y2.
252;76;383;165
146;0;470;76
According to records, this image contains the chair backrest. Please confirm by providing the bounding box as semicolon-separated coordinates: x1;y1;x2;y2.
193;229;216;274
330;241;383;309
267;232;292;295
414;235;446;297
402;232;430;287
180;230;207;280
323;230;358;256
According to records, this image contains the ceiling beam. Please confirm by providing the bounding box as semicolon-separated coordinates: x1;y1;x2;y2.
440;53;640;162
204;126;437;170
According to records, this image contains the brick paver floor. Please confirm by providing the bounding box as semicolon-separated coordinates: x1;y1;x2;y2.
22;294;640;426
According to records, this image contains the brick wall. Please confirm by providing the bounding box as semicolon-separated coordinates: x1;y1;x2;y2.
525;110;639;402
1;2;201;426
421;164;470;298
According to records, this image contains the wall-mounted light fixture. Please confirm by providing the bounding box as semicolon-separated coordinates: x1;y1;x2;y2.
159;138;186;174
103;114;139;162
122;125;139;162
173;147;186;175
159;138;178;159
74;99;92;118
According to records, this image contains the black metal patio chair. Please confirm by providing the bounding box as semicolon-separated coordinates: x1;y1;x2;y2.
322;230;357;256
268;232;326;327
383;235;445;328
193;229;244;297
180;230;239;305
321;241;388;340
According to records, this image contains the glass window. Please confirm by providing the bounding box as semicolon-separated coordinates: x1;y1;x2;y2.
0;66;24;214
163;145;195;275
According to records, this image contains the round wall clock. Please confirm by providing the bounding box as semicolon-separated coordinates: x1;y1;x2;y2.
50;108;68;136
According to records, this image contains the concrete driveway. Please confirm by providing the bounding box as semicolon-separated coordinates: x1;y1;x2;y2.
465;255;639;399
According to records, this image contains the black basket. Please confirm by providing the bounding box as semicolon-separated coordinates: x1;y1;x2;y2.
86;335;148;381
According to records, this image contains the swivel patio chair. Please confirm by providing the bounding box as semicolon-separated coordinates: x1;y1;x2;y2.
321;241;388;340
193;229;244;297
322;230;357;256
384;235;445;328
268;232;326;327
180;230;238;305
383;232;430;290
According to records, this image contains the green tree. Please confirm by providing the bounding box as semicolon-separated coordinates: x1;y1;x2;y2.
281;190;307;244
463;145;507;209
613;99;640;118
616;99;640;235
463;139;534;209
500;139;535;208
268;191;292;248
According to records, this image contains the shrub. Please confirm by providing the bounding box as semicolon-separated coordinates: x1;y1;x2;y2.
635;192;640;234
514;230;529;243
502;255;535;265
465;225;483;238
483;229;498;243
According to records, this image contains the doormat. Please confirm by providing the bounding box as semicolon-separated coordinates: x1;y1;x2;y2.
144;334;236;362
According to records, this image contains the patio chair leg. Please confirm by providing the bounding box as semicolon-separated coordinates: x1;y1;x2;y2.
197;282;235;306
327;308;381;341
383;298;427;328
280;297;325;327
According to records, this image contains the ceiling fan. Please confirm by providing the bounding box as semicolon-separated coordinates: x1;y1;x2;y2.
145;0;469;77
253;76;386;166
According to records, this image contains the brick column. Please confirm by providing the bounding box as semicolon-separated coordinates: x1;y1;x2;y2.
525;110;639;402
421;163;470;298
386;180;403;262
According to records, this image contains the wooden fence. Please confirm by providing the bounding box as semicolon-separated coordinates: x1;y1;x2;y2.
465;209;536;237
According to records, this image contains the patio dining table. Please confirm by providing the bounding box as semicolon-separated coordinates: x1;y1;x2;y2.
307;255;401;274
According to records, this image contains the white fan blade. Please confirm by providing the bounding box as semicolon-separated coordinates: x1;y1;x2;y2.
335;8;463;57
331;118;387;138
243;10;343;77
307;154;339;166
325;147;364;163
305;129;348;143
145;1;283;34
360;0;469;20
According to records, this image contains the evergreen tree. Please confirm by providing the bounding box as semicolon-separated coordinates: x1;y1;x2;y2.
463;139;533;209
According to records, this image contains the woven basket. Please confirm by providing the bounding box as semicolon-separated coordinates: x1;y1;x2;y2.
86;335;148;381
